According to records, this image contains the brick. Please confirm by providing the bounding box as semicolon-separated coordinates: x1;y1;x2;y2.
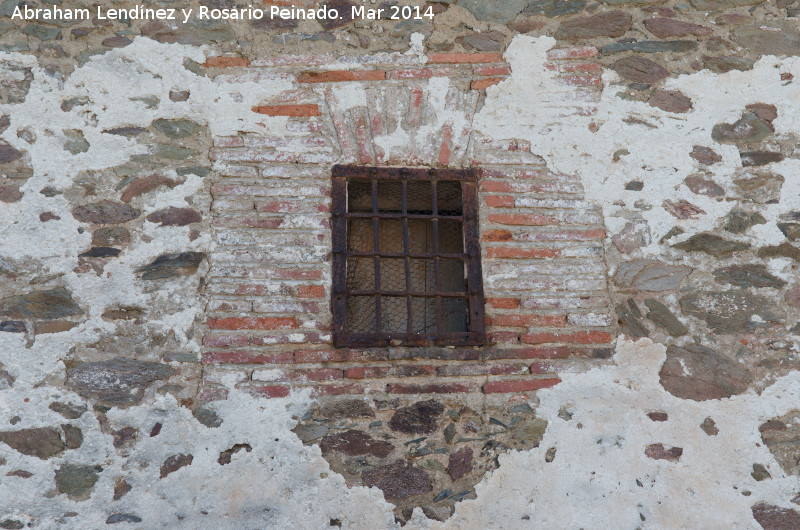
213;136;245;148
386;383;475;394
251;104;321;117
255;201;323;214
487;314;568;328
202;334;248;348
437;364;527;377
558;75;602;87
253;300;319;314
294;349;349;363
486;247;561;259
247;385;290;398
207;317;298;331
197;387;229;402
427;53;504;64
482;229;514;242
344;366;391;379
394;365;436;377
208;299;252;312
286;368;342;382
487;297;520;309
488;214;559;226
484;195;515;208
311;384;364;397
515;229;606;242
297;285;325;298
250;332;329;346
481;347;573;360
298;70;385;83
521;330;613;345
210;149;297;163
386;68;458;79
474;64;512;76
547;47;599;60
205;56;250;68
202;351;293;364
471;78;504;90
483;378;561;394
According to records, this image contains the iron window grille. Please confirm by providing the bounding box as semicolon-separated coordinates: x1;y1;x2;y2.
332;165;485;347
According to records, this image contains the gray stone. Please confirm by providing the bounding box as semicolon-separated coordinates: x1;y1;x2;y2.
0;321;24;333
612;219;650;254
362;460;432;500
555;11;632;40
66;358;176;406
724;208;766;234
601;40;698;54
22;24;61;41
291;423;329;442
193;407;222;428
758;242;800;262
457;0;528;23
778;223;800;241
0;62;32;104
690;0;765;9
318;399;375;419
644;299;688;336
612;56;669;83
106;514;142;524
648;89;692;113
679;290;783;333
136;252;206;280
72;201;140;224
102;127;146;137
613;260;692;291
55;464;101;497
713;264;786;288
711;113;772;145
389;400;444;434
169;90;190;102
660;344;753;400
644;18;712;38
512;418;548;444
457;30;506;52
151;119;201;139
79;247;121;258
673;233;750;257
92;227;130;247
616;302;648;338
702;55;755;73
751;463;771;481
151;144;197;160
49;402;86;420
160;453;193;478
740;151;785;167
63;129;89;155
0;427;66;459
599;0;663;4
0;140;22;163
731;23;800;56
523;0;586;18
0;287;83;320
689;146;722;166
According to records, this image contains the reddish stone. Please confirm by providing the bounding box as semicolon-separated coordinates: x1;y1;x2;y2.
746;103;778;123
647;412;669;422
555;11;632;41
448;447;473;481
751;503;800;530
320;430;394;458
659;344;752;401
689;146;723;165
388;400;444;434
120;174;177;203
426;53;504;64
648;89;693;113
362;460;432;500
146;207;202;226
483;378;561;394
159;453;193;478
205;56;250;68
0;185;22;203
612;57;669;84
645;443;682;461
251;105;321;117
644;18;712;38
206;317;298;330
662;199;706;219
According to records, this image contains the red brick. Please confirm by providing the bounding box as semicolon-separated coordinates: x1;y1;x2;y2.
202;334;248;348
286;368;342;382
560;62;602;74
298;70;385;83
471;78;504;90
273;269;323;280
481;229;513;242
197;387;229;402
488;214;559;226
214;217;284;229
474;64;512;76
481;347;573;360
483;378;561;394
487;297;520;309
427;53;504;64
521;330;613;345
486;247;561;259
395;365;436;377
547;46;599;60
484;195;515;208
488;331;522;344
294;349;349;363
558;74;602;87
251;104;321;117
386;68;457;79
438;125;452;166
248;385;290;398
255;201;308;214
311;384;364;397
487;314;568;328
530;362;563;374
250;333;329;346
344;366;390;379
386;383;475;394
207;317;298;331
297;285;325;298
202;351;293;364
205;56;250;68
213;136;245;148
437;364;527;377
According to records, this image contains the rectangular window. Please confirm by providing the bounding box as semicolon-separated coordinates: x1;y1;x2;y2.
331;166;485;347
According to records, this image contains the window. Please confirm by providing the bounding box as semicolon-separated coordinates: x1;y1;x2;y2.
331;166;485;347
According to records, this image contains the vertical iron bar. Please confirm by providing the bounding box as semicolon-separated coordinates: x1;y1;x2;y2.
402;180;412;335
372;179;381;334
432;180;441;337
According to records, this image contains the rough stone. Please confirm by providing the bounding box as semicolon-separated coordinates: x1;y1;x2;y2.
361;460;432;500
662;199;705;219
72;201;140;224
101;307;144;320
0;140;22;163
644;299;687;336
731;23;800;57
648;89;692;113
106;514;142;524
318;399;375;419
647;411;668;422
711;113;772;145
751;463;771;482
146;207;202;226
0;184;22;203
701;417;719;436
713;264;786;288
740;151;785;167
54;464;101;497
523;0;586;18
690;0;765;9
660;344;753;400
616;302;648;338
102;127;146;137
680;290;783;333
79;247;121;258
151;119;201;139
702;55;755;73
169;90;190;102
160;453;193;478
141;19;234;46
760;412;800;476
601;41;698;54
751;503;800;530
49;402;86;420
389;400;444;434
644;18;712;38
689;146;722;166
92;227;130;247
0;427;66;459
193;407;223;428
457;31;506;52
218;443;251;465
66;358;176;406
319;0;357;29
555;11;632;41
0;287;83;320
136;252;206;280
778;223;800;241
672;233;750;257
613;260;692;291
758;242;800;262
611;219;650;254
63;129;89;155
120;174;178;203
724;208;767;234
113;479;132;501
457;0;528;23
448;447;473;480
320;430;394;458
745;103;778;123
0;321;25;333
644;443;682;461
611;56;669;83
291;423;329;442
512;418;548;445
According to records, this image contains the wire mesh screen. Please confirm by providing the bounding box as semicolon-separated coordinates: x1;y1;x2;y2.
332;166;484;347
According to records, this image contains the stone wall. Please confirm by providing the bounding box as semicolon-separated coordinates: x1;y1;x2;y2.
2;0;800;528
